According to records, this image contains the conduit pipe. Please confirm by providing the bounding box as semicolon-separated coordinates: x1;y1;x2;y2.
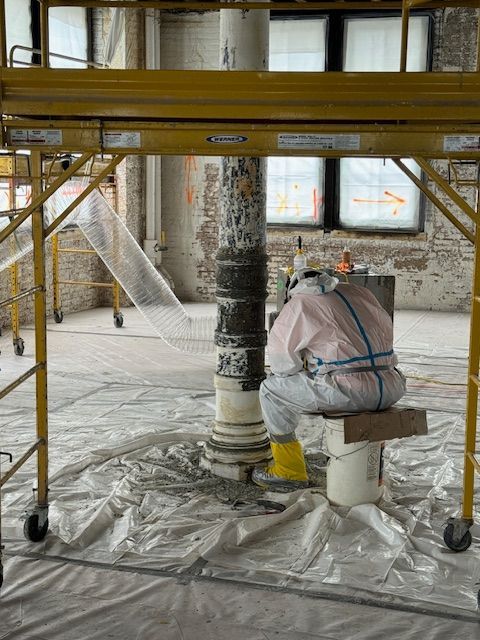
0;182;215;354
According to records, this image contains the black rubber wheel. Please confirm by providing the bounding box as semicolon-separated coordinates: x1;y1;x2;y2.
443;523;472;552
114;313;124;328
0;565;3;590
14;339;24;356
53;310;64;324
23;514;49;543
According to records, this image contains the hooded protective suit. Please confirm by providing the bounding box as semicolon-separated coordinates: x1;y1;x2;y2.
260;273;406;443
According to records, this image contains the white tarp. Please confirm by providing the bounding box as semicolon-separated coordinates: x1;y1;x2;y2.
0;311;478;617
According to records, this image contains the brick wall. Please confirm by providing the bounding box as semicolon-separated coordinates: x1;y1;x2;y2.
84;8;480;311
0;228;110;331
158;8;479;311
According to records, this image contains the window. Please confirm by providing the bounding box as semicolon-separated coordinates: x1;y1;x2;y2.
5;1;89;68
268;13;432;232
49;8;89;68
267;19;326;225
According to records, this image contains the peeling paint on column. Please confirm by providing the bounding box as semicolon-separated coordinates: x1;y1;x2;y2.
201;1;271;478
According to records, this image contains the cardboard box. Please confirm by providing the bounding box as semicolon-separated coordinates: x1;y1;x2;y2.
341;407;428;444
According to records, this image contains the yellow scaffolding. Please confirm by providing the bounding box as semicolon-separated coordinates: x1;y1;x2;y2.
0;154;31;355
0;0;479;590
50;164;124;328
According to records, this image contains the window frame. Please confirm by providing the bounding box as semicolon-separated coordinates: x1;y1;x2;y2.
30;1;92;67
269;9;435;234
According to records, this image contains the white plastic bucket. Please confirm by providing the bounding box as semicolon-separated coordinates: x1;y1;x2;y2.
325;417;384;507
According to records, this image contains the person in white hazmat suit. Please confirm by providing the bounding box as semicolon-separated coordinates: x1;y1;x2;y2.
252;268;406;492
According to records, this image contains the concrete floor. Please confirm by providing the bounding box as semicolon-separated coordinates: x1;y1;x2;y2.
0;305;478;639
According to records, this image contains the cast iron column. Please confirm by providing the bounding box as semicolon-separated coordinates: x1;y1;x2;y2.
202;2;271;480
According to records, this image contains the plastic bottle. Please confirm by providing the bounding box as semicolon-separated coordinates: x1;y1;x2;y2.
293;235;307;271
342;247;352;269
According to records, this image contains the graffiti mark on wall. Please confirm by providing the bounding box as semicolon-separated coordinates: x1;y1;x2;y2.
352;190;407;216
184;155;197;205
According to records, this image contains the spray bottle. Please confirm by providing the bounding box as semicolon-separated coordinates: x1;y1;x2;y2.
293;236;307;271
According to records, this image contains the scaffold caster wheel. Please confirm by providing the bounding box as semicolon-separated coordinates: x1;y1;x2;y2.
23;514;49;543
443;522;472;552
53;309;64;324
114;313;124;328
13;339;24;356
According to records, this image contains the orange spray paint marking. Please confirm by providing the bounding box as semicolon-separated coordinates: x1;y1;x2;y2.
312;188;320;223
276;193;288;215
353;190;407;216
184;155;197;205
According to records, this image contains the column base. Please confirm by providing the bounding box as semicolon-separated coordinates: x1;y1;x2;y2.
199;456;256;481
201;432;271;480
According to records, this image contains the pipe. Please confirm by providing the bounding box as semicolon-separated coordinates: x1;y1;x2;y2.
144;8;162;264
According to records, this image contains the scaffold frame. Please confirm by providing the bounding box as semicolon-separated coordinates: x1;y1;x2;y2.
0;0;479;590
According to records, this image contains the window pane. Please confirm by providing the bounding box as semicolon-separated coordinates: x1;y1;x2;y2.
270;19;326;72
49;7;89;68
268;19;326;225
267;157;323;225
340;17;429;231
339;158;421;231
344;16;429;72
6;0;32;65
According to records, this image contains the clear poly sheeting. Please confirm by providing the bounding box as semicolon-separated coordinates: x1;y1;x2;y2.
0;183;216;354
2;557;476;640
0;312;479;616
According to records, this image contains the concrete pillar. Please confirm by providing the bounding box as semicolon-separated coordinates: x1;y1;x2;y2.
201;3;271;480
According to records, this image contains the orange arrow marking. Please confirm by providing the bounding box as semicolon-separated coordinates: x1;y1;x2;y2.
353;190;407;216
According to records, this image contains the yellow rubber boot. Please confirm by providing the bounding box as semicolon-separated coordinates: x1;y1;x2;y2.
267;441;308;481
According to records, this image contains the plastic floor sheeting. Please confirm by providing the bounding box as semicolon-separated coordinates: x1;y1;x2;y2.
0;306;479;639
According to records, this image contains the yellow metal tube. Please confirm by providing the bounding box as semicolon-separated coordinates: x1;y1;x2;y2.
0;439;43;488
400;1;410;72
31;150;49;508
0;363;44;401
462;217;480;521
8;178;20;341
467;451;480;474
0;152;93;245
44;0;480;9
58;279;114;288
0;285;42;308
4;69;480;124
414;157;478;224
477;11;480;72
45;154;125;236
113;279;121;315
9;262;20;340
58;247;97;254
40;1;49;68
7;121;480;159
393;159;475;243
0;0;7;68
470;373;480;387
51;233;61;313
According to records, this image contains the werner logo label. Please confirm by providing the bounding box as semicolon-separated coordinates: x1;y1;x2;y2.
206;135;248;144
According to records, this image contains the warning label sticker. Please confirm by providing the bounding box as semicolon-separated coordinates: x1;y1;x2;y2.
278;133;361;151
10;129;63;146
103;131;141;148
366;442;382;482
443;135;480;152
